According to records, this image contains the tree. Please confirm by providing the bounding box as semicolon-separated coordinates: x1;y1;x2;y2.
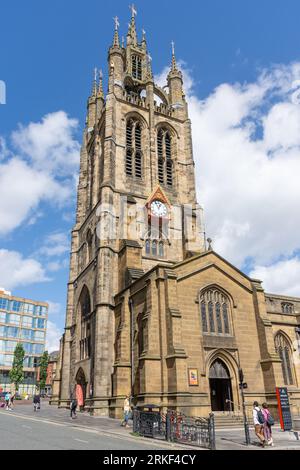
9;343;25;391
38;351;49;393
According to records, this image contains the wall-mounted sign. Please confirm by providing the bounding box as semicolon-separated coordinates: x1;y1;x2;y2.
276;387;293;431
188;369;199;386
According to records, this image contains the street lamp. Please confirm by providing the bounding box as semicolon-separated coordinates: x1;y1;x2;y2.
239;368;251;445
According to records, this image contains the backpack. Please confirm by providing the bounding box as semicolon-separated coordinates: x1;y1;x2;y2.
267;414;275;426
257;409;265;424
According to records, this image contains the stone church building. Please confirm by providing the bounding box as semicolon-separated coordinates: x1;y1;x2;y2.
53;9;300;419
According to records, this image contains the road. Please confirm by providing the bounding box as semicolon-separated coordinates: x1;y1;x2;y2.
0;409;172;450
1;403;300;450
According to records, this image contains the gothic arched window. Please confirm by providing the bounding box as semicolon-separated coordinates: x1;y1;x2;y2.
200;289;232;336
275;333;294;385
126;119;143;179
157;128;173;187
132;55;142;81
78;286;92;361
281;303;295;314
144;227;167;260
86;230;93;264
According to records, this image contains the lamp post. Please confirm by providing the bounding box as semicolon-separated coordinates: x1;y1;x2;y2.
239;368;251;445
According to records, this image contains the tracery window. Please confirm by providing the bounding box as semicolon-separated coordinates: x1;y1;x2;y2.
281;303;295;315
79;286;91;361
145;231;166;259
157;128;173;187
200;289;231;336
132;55;142;81
126;119;143;178
275;333;294;385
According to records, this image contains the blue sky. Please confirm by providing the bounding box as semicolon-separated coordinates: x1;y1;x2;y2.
1;0;300;350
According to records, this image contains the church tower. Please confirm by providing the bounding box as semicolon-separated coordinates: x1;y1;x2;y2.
58;6;205;416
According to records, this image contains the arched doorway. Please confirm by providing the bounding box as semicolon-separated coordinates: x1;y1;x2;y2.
75;368;87;410
209;359;234;412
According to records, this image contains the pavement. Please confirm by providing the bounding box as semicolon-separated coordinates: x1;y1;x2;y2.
215;426;300;450
1;401;300;450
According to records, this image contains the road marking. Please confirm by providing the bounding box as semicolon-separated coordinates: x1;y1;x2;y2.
74;438;89;444
22;425;32;430
0;410;184;449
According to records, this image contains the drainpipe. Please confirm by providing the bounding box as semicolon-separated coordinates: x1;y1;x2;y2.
128;298;134;401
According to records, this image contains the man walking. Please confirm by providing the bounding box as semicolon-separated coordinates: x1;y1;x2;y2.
70;397;78;419
253;401;266;447
33;392;41;412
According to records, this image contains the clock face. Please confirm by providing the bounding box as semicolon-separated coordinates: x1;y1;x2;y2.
151;200;167;218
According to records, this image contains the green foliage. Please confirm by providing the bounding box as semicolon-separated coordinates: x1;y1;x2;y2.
9;343;25;391
38;351;49;391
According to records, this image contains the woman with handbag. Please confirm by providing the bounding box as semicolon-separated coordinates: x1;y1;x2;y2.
262;402;275;447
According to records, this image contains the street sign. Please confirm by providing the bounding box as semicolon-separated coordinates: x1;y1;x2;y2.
276;387;293;431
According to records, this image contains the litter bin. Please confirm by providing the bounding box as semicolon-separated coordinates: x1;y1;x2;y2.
134;404;163;438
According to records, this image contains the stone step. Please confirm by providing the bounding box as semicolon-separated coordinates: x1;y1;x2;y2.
213;414;245;428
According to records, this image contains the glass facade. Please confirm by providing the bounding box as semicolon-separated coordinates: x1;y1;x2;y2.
0;292;48;394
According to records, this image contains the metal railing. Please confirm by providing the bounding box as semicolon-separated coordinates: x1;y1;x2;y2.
133;409;216;450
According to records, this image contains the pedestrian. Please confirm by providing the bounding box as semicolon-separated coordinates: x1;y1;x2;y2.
70;397;78;419
262;402;275;447
4;391;11;411
253;401;266;447
10;393;15;410
122;395;131;428
33;392;41;412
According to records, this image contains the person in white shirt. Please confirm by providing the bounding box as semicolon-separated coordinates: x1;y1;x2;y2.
253;401;266;447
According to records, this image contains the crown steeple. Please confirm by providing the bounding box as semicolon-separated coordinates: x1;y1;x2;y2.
113;16;120;48
127;4;138;46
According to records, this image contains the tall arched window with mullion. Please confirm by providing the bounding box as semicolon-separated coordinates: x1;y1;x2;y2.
135;124;142;178
222;303;230;334
165;132;173;187
208;302;215;333
201;301;208;333
216;303;222;333
157;129;173;187
200;289;231;336
126;121;133;176
275;333;294;385
132;55;142;81
157;129;164;184
126;119;143;178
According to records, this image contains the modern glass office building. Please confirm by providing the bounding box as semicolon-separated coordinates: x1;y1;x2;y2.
0;289;48;394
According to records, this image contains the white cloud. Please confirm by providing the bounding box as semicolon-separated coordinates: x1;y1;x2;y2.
0;158;70;235
12;111;80;176
38;232;70;257
250;258;300;297
46;301;62;316
0;111;80;235
156;61;300;296
0;136;9;160
0;249;50;290
46;320;62;353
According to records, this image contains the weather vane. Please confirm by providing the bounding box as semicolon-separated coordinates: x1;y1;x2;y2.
171;40;175;56
129;3;137;18
113;16;120;30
